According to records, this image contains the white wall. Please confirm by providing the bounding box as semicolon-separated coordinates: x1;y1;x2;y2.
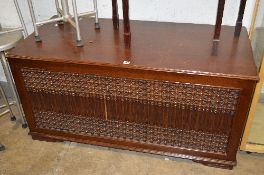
0;0;256;81
255;0;264;27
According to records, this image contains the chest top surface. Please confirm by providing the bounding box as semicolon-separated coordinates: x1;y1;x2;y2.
8;18;258;80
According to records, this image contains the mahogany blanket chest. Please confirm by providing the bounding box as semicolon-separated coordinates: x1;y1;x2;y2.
7;19;258;169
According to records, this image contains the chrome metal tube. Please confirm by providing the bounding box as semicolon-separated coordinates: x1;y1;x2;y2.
0;85;14;119
0;110;10;117
0;102;14;109
0;27;23;35
61;0;70;20
72;0;82;46
67;17;76;28
57;8;64;16
78;11;96;18
13;0;28;37
36;17;64;26
93;0;100;28
27;0;41;41
55;0;61;17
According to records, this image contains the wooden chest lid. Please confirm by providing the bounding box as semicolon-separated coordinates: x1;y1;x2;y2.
8;18;258;80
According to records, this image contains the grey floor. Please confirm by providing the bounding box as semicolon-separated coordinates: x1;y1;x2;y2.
1;107;264;175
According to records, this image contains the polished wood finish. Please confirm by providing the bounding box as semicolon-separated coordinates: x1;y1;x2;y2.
7;19;258;169
8;19;257;79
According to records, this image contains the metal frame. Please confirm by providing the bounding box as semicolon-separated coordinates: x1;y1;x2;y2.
0;52;28;128
0;0;28;37
27;0;100;47
0;0;28;128
0;85;16;121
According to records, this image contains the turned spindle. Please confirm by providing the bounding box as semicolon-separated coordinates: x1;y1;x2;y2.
112;0;119;29
122;0;131;49
234;0;247;37
213;0;226;40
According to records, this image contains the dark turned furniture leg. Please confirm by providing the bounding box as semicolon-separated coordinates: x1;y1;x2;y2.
122;0;131;49
234;0;247;37
112;0;119;29
213;0;226;40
